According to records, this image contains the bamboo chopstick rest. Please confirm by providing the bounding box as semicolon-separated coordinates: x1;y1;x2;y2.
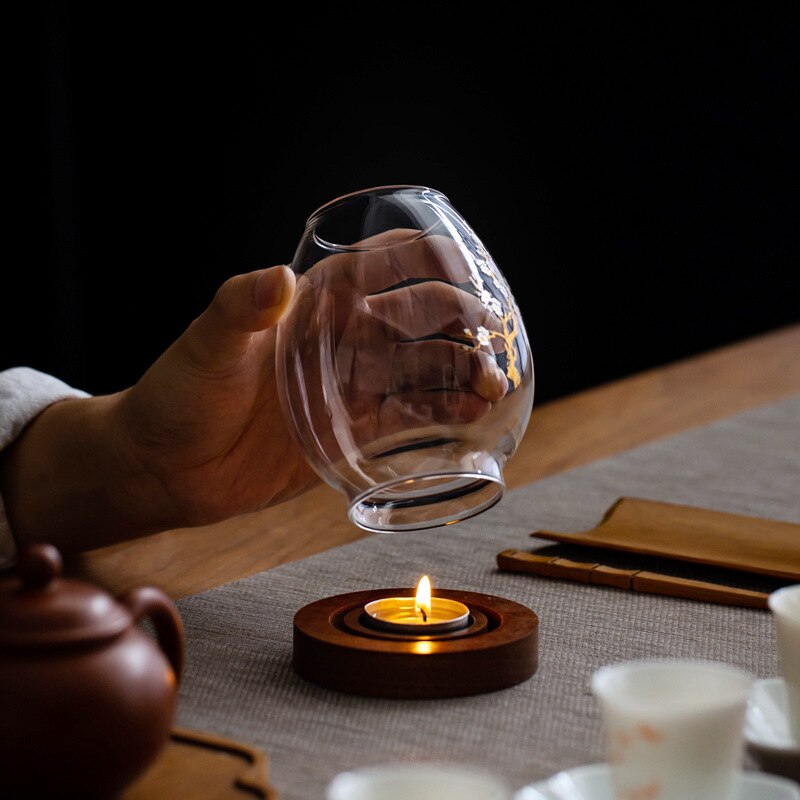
495;497;800;609
496;548;770;609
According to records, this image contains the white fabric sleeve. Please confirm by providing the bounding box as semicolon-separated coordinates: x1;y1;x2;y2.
0;367;90;564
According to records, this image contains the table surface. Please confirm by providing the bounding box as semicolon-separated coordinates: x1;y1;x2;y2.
73;323;800;600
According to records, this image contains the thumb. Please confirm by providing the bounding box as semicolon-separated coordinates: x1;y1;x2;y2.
181;265;296;371
213;265;296;332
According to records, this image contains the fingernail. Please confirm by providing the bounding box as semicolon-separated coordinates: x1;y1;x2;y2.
255;265;293;310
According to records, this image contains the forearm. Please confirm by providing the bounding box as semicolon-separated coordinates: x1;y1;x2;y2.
0;393;181;554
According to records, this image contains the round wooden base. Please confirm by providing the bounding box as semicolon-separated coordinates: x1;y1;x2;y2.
293;589;539;699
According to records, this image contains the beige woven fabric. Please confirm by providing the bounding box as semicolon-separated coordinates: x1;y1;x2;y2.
175;395;800;799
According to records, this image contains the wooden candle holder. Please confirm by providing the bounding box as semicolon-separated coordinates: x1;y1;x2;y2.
293;589;539;699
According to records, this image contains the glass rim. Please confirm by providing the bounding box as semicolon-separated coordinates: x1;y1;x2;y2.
306;184;447;224
348;469;505;533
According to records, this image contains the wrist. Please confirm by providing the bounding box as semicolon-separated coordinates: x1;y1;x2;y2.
0;392;183;554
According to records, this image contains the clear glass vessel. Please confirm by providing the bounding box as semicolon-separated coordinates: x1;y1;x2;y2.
276;185;533;532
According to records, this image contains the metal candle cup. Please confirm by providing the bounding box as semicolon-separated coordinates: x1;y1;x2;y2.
363;596;470;635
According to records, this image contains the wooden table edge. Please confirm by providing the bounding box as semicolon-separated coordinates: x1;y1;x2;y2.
73;323;800;600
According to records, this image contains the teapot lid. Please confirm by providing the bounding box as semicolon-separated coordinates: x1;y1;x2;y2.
0;544;132;648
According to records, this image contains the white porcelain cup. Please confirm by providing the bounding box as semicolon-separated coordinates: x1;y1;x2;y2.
769;584;800;744
591;659;753;800
325;763;511;800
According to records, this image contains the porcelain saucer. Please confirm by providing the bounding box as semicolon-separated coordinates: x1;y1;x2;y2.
513;763;800;799
746;677;800;783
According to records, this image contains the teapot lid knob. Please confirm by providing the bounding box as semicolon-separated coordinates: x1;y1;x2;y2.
0;543;131;649
17;544;63;589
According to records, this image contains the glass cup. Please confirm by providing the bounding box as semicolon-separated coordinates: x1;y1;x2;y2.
591;659;753;800
276;185;534;532
769;584;800;743
325;763;511;800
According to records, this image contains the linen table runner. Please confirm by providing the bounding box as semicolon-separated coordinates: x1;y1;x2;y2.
175;395;800;800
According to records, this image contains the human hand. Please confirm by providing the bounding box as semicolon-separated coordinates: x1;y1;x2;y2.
1;245;510;554
115;264;321;528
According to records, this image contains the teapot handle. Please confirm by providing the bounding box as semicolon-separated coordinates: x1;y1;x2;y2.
120;586;185;683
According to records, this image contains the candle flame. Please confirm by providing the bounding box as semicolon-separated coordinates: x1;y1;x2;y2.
415;575;432;622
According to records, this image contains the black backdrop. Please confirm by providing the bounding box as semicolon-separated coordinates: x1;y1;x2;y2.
9;4;799;406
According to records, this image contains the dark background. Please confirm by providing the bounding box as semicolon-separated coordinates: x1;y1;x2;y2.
9;4;799;405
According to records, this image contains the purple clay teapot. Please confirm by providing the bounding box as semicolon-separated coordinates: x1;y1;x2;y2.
0;543;184;799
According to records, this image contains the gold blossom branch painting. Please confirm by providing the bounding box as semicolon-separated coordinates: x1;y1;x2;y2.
460;242;523;389
463;311;522;389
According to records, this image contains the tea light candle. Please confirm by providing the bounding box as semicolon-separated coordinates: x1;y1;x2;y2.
363;576;470;635
326;763;511;800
